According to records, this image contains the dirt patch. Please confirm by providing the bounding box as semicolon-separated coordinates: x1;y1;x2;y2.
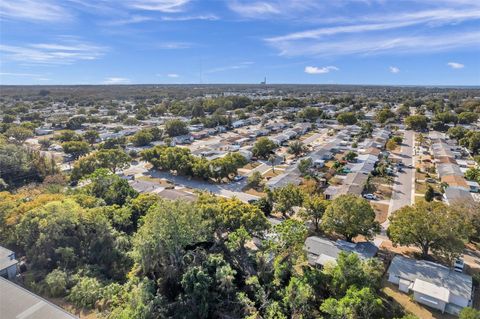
244;188;266;197
243;162;261;170
137;176;173;186
371;202;389;223
415;171;426;181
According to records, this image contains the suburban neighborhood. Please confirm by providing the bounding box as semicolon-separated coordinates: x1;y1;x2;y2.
1;83;479;319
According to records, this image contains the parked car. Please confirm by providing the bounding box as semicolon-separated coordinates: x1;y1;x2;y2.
454;258;465;273
425;178;436;183
363;193;377;200
233;175;245;182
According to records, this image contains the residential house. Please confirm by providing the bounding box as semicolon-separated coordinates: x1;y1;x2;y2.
305;236;378;267
0;246;18;280
387;255;473;316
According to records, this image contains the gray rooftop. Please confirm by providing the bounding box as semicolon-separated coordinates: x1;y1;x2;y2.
388;256;472;301
0;277;78;319
305;236;378;266
0;246;17;272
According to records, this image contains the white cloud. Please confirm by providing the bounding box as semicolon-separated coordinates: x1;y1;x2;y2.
167;73;179;78
389;66;400;73
102;77;131;84
157;42;193;49
265;3;480;57
0;0;69;22
0;39;106;65
160;14;219;21
0;72;42;77
228;1;280;17
206;62;254;73
103;15;153;26
304;66;338;74
126;0;190;12
447;62;464;69
268;31;480;57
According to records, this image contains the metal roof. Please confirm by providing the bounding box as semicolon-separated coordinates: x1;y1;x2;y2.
388;256;472;301
0;277;78;319
305;236;378;266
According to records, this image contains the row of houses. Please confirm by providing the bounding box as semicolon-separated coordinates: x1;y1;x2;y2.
322;128;390;199
429;133;478;205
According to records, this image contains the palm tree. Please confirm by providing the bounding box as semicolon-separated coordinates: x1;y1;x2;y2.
268;154;276;172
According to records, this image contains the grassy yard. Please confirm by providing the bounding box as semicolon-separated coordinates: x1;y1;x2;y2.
381;280;456;319
263;169;281;178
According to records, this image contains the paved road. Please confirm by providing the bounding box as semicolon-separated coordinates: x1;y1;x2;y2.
382;130;415;231
302;129;329;145
123;161;259;203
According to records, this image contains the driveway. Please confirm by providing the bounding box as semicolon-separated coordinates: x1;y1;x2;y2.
382;130;415;231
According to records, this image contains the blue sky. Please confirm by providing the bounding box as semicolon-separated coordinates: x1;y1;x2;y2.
0;0;479;85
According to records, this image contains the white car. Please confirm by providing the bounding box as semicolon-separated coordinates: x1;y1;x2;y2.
454;258;465;273
363;194;377;200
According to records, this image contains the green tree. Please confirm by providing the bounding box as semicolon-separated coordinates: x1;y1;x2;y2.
83;130;100;146
424;185;434;202
66;116;86;130
86;169;138;206
96;148;131;173
465;168;480;183
434;112;458;124
165;119;189;137
253;137;277;159
448;126;468;141
44;269;68;297
386;139;398;151
337;112;358;125
375;108;395;124
300;195;329;232
460;307;480;319
283;276;315;317
458;112;479;124
460;131;480;155
322;252;384;297
344;151;357;162
298;158;313;177
247;171;263;190
131;129;153;147
62;141;90;159
68;276;103;309
5;126;34;144
273;184;305;217
288;141;306;157
405;115;428;131
133;199;211;279
322;194;379;241
181;266;213;318
320;287;383;319
268;154;277;173
2;114;16;123
388;201;472;259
